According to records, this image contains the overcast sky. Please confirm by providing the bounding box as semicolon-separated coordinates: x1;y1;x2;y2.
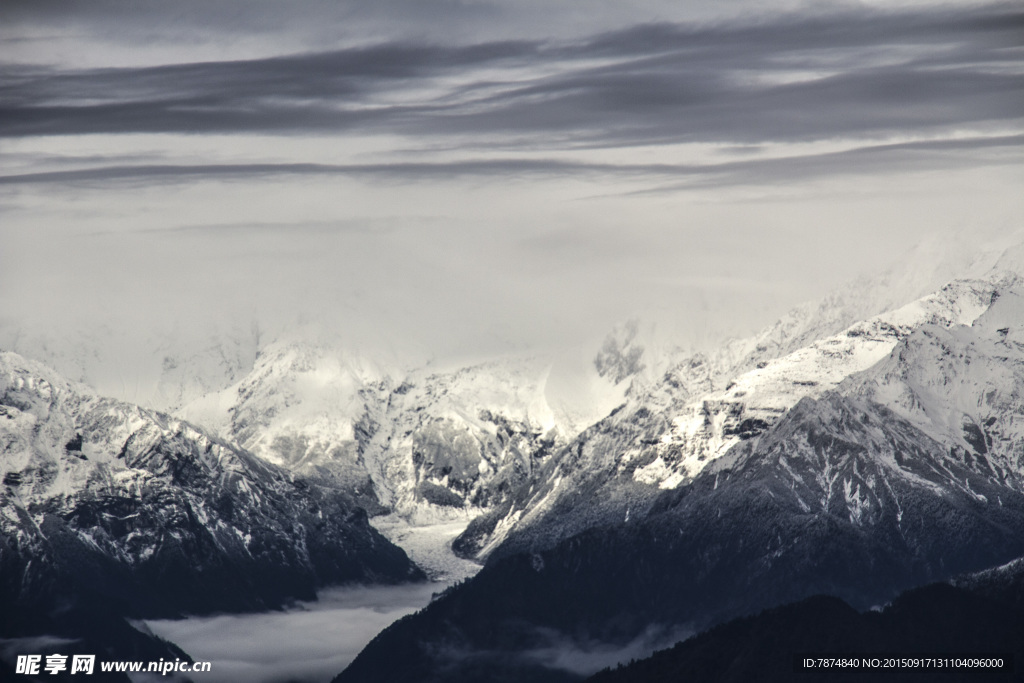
1;0;1021;363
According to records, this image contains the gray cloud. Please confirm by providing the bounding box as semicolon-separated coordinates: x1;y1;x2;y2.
1;134;1018;190
1;4;1020;148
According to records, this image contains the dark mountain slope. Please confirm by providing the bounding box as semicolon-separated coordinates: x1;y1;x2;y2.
587;560;1024;683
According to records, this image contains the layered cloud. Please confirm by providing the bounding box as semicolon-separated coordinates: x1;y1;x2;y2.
0;1;1020;367
2;4;1021;151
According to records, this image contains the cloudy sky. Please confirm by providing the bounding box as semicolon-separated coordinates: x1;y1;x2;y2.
1;0;1021;362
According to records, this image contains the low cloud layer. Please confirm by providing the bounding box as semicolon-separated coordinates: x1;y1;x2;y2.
144;583;441;683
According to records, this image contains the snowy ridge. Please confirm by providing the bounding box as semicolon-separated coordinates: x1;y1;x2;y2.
843;285;1024;483
634;276;1003;489
456;267;1019;560
688;232;1014;388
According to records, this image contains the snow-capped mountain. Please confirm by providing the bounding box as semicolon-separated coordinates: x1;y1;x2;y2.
2;241;1014;555
649;276;1005;484
0;350;422;628
176;331;632;530
335;266;1024;683
178;334;399;511
844;285;1024;473
455;270;1017;560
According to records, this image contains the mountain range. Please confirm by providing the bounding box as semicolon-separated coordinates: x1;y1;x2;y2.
2;240;1022;681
